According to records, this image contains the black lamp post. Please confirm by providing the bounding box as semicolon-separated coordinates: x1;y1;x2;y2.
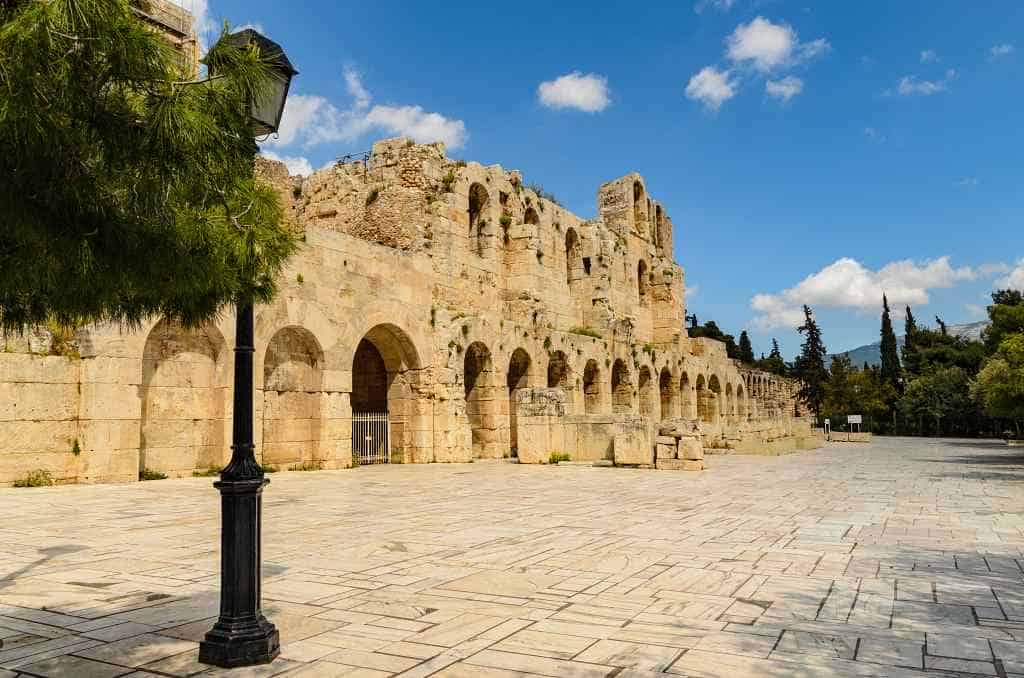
198;29;297;669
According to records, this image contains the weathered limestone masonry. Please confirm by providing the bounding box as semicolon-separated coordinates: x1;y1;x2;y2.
0;139;819;485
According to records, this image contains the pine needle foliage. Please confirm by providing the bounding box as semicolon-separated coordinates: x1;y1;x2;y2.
0;0;298;332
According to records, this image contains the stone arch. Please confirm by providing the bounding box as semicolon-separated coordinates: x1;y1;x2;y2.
565;227;582;288
547;350;572;390
632;180;646;234
680;371;694;419
659;367;675;421
696;374;712;423
140;320;228;477
737;384;747;419
506;348;532;458
465;341;500;458
583;359;602;414
263;326;325;468
611;359;633;414
524;206;540;226
708;375;722;422
468;182;489;256
725;382;734;418
352;323;423;464
637;259;648;303
638;365;655;419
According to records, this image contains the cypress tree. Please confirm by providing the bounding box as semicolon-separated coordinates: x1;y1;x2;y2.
879;294;901;390
903;306;919;376
794;305;828;418
738;330;755;363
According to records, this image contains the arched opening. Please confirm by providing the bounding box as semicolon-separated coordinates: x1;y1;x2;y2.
547;350;571;389
352;324;422;464
140;320;227;477
565;227;582;288
725;383;734;420
680;371;693;419
737;385;747;419
696;374;711;423
637;259;648;303
465;341;499;458
468;183;489;256
611;359;633;414
507;348;532;458
583;359;602;414
264;327;324;469
708;375;722;423
659;368;674;421
524;206;539;226
632;180;645;233
638;366;654;418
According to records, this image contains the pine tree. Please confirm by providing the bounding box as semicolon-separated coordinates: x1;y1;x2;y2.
738;331;755;363
793;305;828;417
879;294;901;390
0;0;297;331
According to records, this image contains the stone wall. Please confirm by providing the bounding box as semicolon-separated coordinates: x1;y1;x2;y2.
0;138;811;486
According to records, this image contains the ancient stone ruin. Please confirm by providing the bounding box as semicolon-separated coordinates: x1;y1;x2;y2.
0;139;820;485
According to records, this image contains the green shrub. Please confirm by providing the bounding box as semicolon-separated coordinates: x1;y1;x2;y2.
365;188;380;206
500;213;512;228
192;467;221;477
139;468;167;481
440;170;457;193
13;469;54;487
262;464;279;473
569;326;601;339
289;461;322;472
71;439;81;456
549;452;571;464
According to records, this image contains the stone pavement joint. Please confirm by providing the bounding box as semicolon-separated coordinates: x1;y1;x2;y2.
0;436;1022;676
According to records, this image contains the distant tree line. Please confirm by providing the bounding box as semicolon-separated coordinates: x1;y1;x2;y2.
793;291;1024;438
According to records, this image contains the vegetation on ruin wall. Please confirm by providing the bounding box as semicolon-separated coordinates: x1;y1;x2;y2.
798;290;1024;438
0;0;296;332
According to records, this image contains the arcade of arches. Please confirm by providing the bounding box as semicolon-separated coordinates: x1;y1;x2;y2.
0;138;813;486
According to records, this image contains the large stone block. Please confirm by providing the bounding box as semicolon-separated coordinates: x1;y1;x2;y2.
613;419;652;466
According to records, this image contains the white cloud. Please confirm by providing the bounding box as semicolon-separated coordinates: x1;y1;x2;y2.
863;126;886;143
766;75;803;101
920;49;939;63
990;43;1015;59
262;94;329;148
894;69;956;96
725;17;829;72
750;256;978;329
260;150;313;176
260;67;468;152
964;303;986;318
980;262;1011;277
997;259;1024;292
955;177;979;187
537;72;611;113
685;66;737;110
695;0;736;12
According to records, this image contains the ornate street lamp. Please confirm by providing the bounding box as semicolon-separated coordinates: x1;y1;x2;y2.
198;29;297;669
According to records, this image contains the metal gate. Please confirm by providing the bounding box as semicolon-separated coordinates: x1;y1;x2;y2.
352;412;390;465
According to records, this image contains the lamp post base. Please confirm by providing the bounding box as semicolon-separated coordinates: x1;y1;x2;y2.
199;472;278;668
199;615;279;667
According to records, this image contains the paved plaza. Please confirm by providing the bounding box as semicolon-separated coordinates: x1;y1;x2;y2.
1;437;1023;677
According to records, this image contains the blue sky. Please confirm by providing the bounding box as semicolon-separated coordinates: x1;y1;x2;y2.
182;0;1023;359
